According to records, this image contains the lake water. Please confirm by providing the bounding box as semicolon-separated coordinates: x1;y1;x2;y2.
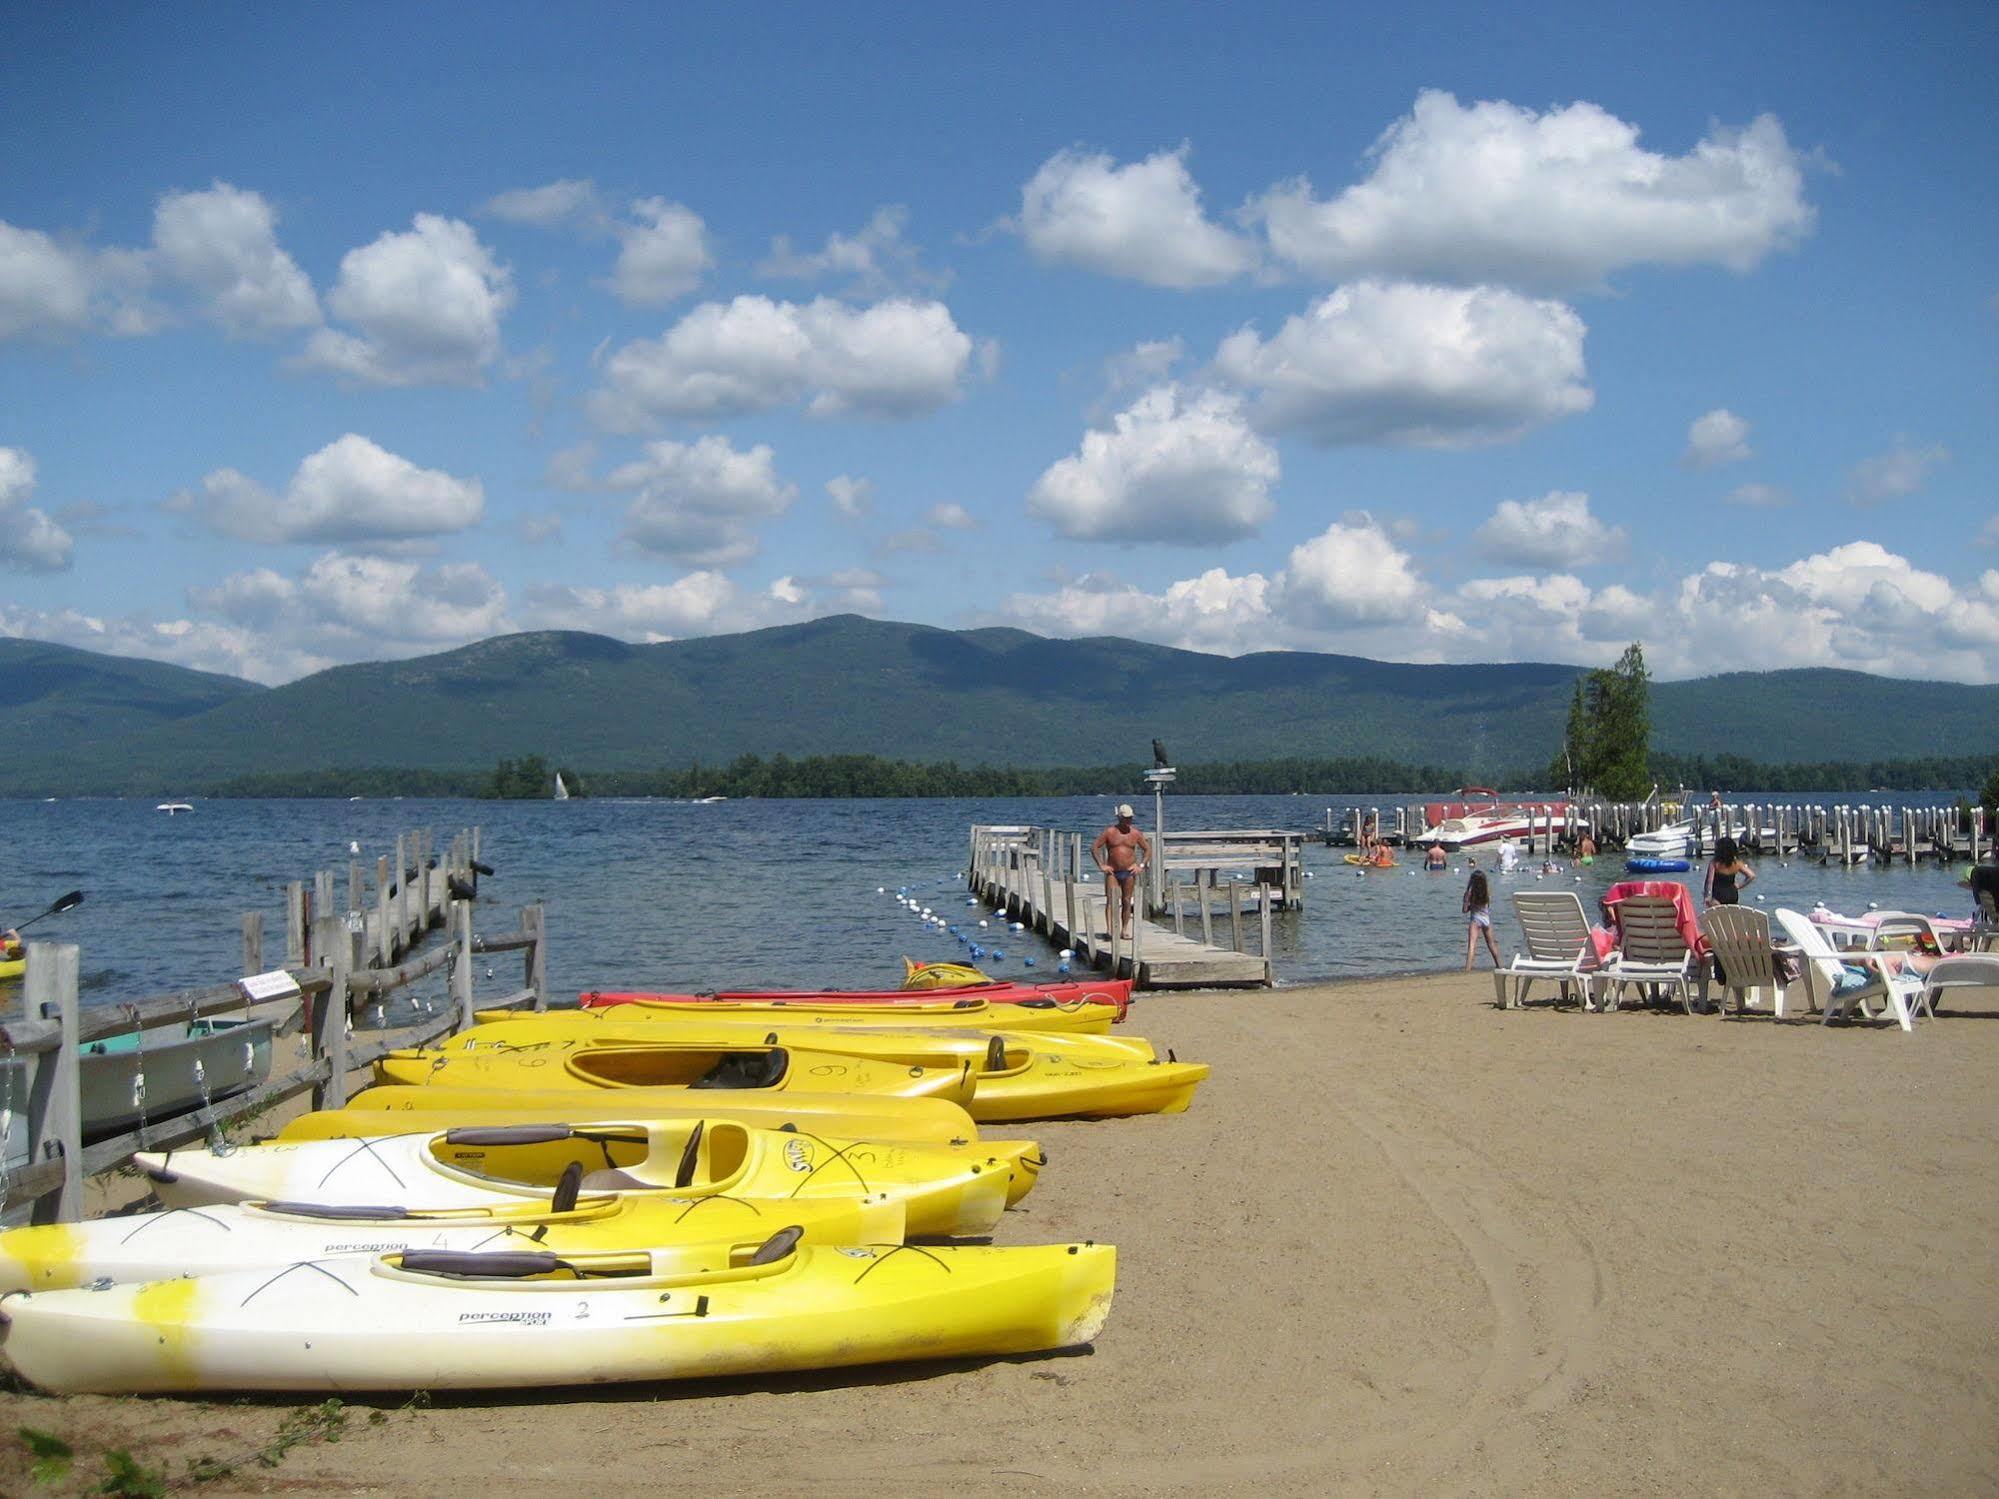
0;794;1980;1011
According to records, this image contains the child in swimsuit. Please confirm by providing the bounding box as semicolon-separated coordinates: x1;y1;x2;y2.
1464;869;1499;969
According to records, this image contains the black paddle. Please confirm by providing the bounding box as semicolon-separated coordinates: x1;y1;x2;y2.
7;889;84;935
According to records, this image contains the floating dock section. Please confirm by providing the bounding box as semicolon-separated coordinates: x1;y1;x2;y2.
968;825;1275;989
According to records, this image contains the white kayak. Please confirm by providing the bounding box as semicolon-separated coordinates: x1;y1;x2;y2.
133;1119;1041;1237
0;1189;907;1293
0;1229;1117;1394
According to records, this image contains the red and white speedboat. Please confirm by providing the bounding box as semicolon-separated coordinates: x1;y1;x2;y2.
1416;789;1573;850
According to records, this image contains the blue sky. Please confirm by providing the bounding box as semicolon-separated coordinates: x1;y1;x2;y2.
2;0;1994;683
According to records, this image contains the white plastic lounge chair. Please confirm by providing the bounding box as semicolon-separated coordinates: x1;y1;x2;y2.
1867;912;1947;954
1497;891;1599;1010
1912;954;1999;1020
1773;908;1921;1032
1698;905;1784;1018
1598;894;1694;1015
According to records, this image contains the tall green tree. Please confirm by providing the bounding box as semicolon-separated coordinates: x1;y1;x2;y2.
1550;643;1652;800
1549;679;1587;789
1584;643;1652;800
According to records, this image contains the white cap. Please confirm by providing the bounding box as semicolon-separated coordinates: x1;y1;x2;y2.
1115;803;1135;818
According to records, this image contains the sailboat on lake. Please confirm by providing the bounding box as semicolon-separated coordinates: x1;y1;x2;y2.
553;773;570;801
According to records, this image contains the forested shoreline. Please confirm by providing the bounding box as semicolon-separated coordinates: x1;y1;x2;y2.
168;750;1999;801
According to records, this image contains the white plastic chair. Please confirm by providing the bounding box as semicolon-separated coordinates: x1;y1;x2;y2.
1773;908;1922;1032
1912;954;1999;1020
1598;895;1694;1015
1698;905;1783;1018
1497;891;1599;1010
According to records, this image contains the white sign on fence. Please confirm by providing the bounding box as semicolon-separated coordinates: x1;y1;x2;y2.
238;969;302;1002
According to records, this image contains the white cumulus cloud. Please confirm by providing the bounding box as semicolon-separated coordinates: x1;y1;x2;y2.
1252;91;1815;291
827;474;873;520
1847;439;1948;506
482;179;603;226
1028;385;1278;544
0;221;120;340
759;205;943;297
1017;145;1258;289
609;435;796;567
1473;490;1626;568
517;572;742;640
609;197;714;306
165;434;484;544
926;502;976;530
1682;407;1752;468
1000;567;1276;654
1282;517;1426;625
0;446;75;572
589;295;977;428
151;183;320;336
1215;280;1592;446
297;215;514;386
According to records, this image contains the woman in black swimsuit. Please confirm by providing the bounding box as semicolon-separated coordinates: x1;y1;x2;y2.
1704;836;1755;907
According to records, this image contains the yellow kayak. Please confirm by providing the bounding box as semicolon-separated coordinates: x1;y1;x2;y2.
466;1010;1158;1061
137;1119;1043;1236
307;1087;980;1144
440;1015;1204;1122
374;1038;975;1105
575;995;1115;1035
0;1232;1114;1395
0;954;23;982
0;1190;907;1293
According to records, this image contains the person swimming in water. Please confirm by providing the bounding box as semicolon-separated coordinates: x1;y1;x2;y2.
1424;843;1447;870
1092;804;1151;940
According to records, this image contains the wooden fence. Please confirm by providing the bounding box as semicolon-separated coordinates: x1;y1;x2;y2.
1;862;546;1226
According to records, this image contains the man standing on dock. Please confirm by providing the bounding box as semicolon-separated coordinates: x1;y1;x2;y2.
1093;804;1151;941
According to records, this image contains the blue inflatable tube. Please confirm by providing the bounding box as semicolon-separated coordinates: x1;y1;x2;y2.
1625;857;1691;873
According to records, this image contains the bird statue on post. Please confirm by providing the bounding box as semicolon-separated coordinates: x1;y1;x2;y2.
1152;738;1170;769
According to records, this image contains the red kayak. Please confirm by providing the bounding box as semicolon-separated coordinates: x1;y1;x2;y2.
579;977;1131;1019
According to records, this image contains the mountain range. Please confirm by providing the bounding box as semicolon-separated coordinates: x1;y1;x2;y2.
2;617;1993;796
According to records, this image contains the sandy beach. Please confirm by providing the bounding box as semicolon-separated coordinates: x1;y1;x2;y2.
4;972;1996;1497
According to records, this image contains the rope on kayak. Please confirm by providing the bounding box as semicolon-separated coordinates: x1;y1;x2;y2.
772;1129;876;1199
315;1134;409;1191
238;1257;362;1307
850;1242;951;1284
119;1205;236;1243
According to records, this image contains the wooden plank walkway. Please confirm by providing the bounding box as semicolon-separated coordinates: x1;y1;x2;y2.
969;827;1270;989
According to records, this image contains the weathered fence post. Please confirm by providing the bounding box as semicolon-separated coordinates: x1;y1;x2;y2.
376;854;393;964
397;833;413;948
24;942;82;1224
1066;834;1081;946
1260;884;1275;987
285;880;306;966
452;899;475;1029
241;911;264;976
523;904;549;1010
311;914;351;1111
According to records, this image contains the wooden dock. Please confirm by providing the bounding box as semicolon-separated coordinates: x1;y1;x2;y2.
1;826;548;1226
969;825;1272;988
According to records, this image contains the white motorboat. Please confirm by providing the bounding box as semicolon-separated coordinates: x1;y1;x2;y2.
1416;789;1575;850
1628;822;1694;857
